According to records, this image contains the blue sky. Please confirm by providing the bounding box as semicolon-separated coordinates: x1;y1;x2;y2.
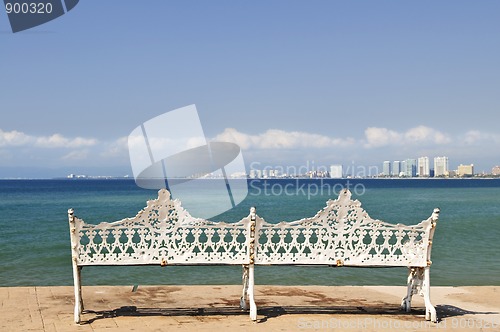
1;1;499;177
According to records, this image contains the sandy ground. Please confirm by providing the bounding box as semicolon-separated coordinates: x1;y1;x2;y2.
1;285;499;331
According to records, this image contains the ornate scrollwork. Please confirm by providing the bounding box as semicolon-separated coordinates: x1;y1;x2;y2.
73;189;250;266
72;188;436;268
254;189;435;267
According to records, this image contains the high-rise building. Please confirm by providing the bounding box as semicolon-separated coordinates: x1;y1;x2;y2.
434;156;449;177
330;165;343;178
392;161;401;176
404;159;417;177
492;166;500;176
417;156;430;177
382;161;391;177
457;164;474;177
400;160;407;177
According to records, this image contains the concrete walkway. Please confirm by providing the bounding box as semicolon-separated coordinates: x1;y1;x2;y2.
1;285;499;331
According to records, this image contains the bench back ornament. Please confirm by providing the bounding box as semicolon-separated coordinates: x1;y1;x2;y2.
68;189;439;323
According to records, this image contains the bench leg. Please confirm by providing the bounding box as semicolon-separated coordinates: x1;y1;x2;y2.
72;264;83;324
401;267;415;312
401;267;437;322
248;264;257;321
78;267;84;312
401;267;426;314
240;265;249;310
423;267;437;322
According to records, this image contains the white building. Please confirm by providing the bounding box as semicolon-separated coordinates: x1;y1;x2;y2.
392;161;401;176
404;159;417;177
434;156;449;177
400;160;407;177
329;165;343;178
417;156;430;177
382;161;391;177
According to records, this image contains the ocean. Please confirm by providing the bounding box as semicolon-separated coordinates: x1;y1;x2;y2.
1;178;499;287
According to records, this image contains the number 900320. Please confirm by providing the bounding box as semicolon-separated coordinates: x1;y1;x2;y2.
5;2;53;14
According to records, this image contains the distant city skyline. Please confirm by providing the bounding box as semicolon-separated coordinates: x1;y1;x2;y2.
244;155;491;178
52;157;500;179
1;2;499;178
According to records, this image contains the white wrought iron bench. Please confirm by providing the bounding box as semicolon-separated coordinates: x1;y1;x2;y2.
67;188;440;324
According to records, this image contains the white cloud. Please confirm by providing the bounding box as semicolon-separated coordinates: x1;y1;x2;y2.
0;129;32;147
214;126;456;151
0;129;98;148
61;150;90;161
364;127;401;148
213;128;355;150
35;134;97;148
463;130;500;145
215;126;458;149
404;125;451;144
364;126;451;148
2;126;498;173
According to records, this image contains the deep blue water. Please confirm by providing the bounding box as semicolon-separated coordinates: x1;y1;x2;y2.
0;178;499;287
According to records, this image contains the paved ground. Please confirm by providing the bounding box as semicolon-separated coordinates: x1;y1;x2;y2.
1;285;499;331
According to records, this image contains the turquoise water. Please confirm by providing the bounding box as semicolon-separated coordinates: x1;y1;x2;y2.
0;179;499;287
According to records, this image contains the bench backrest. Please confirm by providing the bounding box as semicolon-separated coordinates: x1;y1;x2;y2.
69;190;252;266
254;189;438;267
68;189;438;268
